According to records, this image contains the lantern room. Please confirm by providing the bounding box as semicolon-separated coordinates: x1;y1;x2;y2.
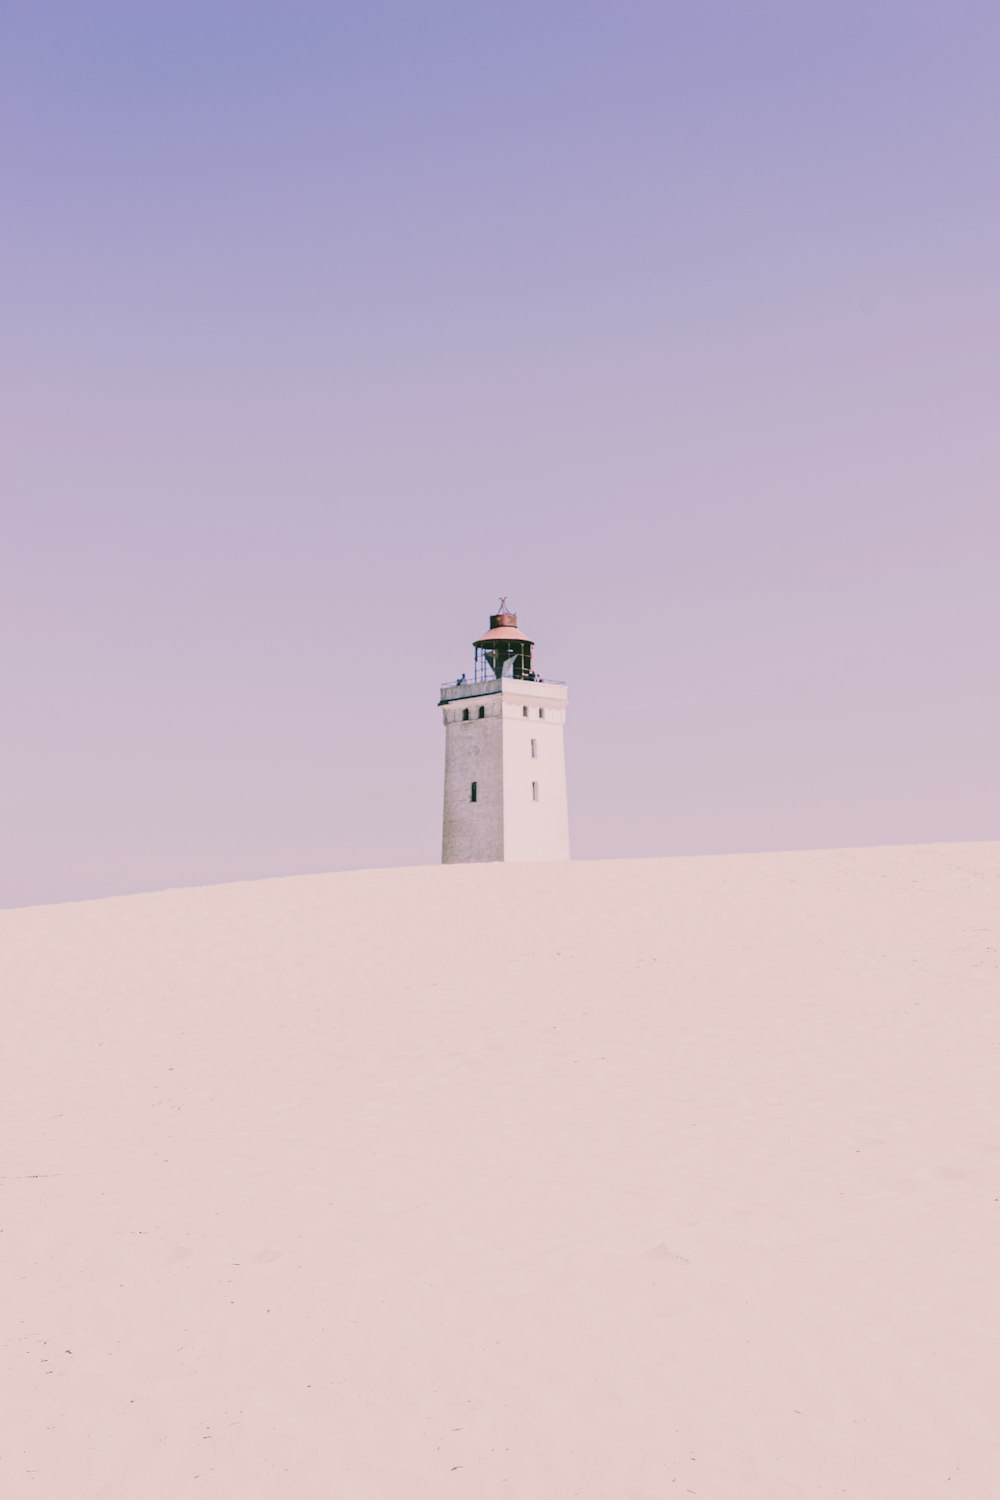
473;601;536;681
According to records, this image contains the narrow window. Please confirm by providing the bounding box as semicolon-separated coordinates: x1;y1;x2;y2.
522;705;529;718
532;781;539;802
462;708;469;721
470;781;477;802
530;738;537;758
478;705;485;718
539;707;545;719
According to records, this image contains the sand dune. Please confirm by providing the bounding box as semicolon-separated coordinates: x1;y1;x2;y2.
3;844;999;1498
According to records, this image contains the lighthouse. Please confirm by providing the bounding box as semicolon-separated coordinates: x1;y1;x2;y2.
439;603;570;864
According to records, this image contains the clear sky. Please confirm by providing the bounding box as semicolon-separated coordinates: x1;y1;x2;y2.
4;1;998;907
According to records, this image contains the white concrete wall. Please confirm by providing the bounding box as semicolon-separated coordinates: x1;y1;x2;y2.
440;679;569;863
501;684;570;862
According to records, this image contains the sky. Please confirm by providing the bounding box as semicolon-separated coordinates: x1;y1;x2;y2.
3;0;998;908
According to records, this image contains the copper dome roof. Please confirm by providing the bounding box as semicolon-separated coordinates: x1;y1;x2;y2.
474;623;533;645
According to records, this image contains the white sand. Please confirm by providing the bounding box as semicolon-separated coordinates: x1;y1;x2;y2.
3;844;999;1498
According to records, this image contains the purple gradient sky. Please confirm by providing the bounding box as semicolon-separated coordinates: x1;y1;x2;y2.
3;1;998;908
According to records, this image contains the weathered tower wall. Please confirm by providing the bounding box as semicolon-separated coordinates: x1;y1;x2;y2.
440;682;505;863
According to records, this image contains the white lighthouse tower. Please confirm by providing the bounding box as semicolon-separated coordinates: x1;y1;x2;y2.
439;602;570;864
